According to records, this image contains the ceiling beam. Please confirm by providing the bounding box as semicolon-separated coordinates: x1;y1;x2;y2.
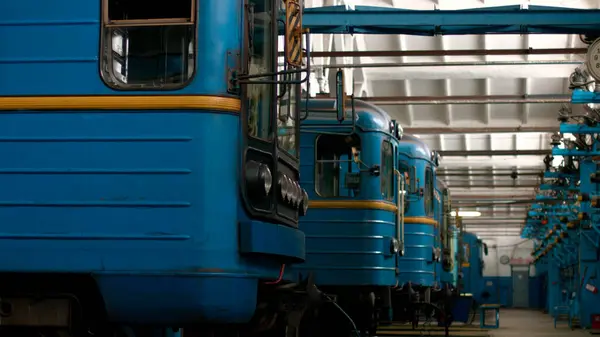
447;184;539;188
439;150;550;156
360;95;570;105
308;48;587;58
406;126;558;134
438;172;542;177
323;60;581;69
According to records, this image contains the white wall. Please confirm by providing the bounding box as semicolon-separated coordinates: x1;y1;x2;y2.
481;237;535;277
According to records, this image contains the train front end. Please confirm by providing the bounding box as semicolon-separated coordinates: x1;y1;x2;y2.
392;135;439;323
297;99;404;337
0;0;312;335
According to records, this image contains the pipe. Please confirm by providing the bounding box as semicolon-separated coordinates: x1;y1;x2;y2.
396;171;405;256
451;206;532;209
405;126;558;134
471;213;529;217
320;60;582;69
462;216;525;220
438;172;542;177
451;196;534;198
438;150;550;156
306;48;588;58
448;184;539;188
456;202;544;207
360;95;570;105
439;168;543;172
466;227;524;230
447;176;542;180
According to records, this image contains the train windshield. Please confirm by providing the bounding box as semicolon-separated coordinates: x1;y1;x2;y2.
246;0;275;140
277;74;299;156
315;134;361;197
424;166;434;216
381;140;394;201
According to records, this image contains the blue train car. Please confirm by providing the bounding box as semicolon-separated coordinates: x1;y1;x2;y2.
391;135;441;323
460;232;486;302
297;98;404;336
0;0;329;336
437;179;457;289
433;179;443;288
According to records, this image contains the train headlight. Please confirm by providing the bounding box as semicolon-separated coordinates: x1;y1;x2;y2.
262;166;273;195
289;182;297;206
290;180;299;206
293;182;302;207
245;161;272;196
285;176;293;201
390;238;400;254
279;174;291;201
300;189;309;216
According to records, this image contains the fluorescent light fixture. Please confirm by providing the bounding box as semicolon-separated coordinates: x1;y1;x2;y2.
450;211;481;217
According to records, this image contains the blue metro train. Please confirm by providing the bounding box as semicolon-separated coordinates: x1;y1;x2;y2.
296;98;471;334
0;0;344;336
436;178;459;290
297;98;404;336
0;0;479;334
390;135;446;323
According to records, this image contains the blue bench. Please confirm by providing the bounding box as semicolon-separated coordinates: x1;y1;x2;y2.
479;304;500;329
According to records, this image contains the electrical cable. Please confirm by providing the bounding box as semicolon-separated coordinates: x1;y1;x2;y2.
322;294;361;337
490;239;531;248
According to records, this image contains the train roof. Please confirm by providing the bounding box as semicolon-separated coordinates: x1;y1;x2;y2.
301;98;397;134
397;134;432;161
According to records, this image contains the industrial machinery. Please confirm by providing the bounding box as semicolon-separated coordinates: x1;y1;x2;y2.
0;0;354;336
296;97;405;337
526;47;600;327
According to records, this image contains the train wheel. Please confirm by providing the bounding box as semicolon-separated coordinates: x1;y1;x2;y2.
365;292;377;336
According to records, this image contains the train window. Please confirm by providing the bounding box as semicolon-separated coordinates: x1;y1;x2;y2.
398;161;410;191
381;140;394;201
246;0;275;140
424;166;434;216
315;134;361;197
101;0;196;89
276;59;298;154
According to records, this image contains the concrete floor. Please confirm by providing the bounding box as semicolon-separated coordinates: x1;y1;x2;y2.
489;309;590;337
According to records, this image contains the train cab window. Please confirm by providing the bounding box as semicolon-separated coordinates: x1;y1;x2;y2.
246;0;275;140
315;134;361;197
101;0;196;89
424;166;434;216
398;161;412;193
381;140;394;201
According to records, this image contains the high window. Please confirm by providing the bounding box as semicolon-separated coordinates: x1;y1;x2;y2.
101;0;196;89
315;134;361;197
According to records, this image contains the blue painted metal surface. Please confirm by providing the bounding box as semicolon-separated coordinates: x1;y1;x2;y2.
297;99;400;286
434;182;442;286
397;135;436;287
0;0;307;327
437;179;458;289
572;89;600;104
295;5;600;35
460;232;483;303
525;116;600;328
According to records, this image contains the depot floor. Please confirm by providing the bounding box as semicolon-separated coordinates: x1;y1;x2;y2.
489;309;589;337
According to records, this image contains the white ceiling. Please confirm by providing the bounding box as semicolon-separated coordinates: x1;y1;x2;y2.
302;0;600;238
